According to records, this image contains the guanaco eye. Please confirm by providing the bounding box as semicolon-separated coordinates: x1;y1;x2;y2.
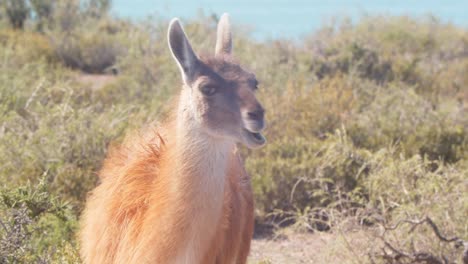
200;85;217;96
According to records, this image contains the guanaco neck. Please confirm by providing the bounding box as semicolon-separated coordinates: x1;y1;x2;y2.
172;87;234;202
163;87;234;262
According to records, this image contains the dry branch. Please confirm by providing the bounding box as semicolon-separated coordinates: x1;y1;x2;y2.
375;216;466;264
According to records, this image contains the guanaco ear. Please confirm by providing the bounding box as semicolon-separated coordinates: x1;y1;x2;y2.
168;18;199;84
215;13;232;57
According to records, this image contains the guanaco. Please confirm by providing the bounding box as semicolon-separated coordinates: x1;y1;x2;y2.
80;13;266;264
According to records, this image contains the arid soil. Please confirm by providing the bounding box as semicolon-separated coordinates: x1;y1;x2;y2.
249;229;376;264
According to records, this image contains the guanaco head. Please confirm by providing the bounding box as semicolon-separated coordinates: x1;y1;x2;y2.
168;13;266;149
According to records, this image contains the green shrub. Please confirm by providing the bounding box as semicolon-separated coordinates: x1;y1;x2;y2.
0;179;79;263
247;131;369;228
347;85;467;163
0;29;57;65
362;153;467;263
2;0;29;29
0;0;123;73
51;27;124;73
305;15;468;97
0;55;130;207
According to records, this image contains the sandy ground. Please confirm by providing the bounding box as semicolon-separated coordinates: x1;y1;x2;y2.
76;73;116;90
248;229;376;264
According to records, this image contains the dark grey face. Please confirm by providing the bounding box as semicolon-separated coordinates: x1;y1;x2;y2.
167;15;266;149
189;59;266;148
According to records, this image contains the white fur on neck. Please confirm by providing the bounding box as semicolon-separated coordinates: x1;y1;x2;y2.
173;88;234;263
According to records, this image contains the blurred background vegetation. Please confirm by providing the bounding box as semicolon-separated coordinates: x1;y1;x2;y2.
0;0;466;263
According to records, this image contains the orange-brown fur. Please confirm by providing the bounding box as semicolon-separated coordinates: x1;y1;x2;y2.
80;14;262;264
80;119;254;263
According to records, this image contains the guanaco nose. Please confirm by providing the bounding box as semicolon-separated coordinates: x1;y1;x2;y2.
247;108;264;122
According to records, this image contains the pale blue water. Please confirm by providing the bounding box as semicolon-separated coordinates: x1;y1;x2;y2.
112;0;468;39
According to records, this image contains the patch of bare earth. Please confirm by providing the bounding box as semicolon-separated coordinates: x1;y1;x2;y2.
76;73;116;90
249;229;377;264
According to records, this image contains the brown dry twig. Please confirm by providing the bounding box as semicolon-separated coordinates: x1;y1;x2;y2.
374;216;467;264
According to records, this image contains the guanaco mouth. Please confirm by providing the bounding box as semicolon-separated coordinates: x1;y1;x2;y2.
243;128;266;145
